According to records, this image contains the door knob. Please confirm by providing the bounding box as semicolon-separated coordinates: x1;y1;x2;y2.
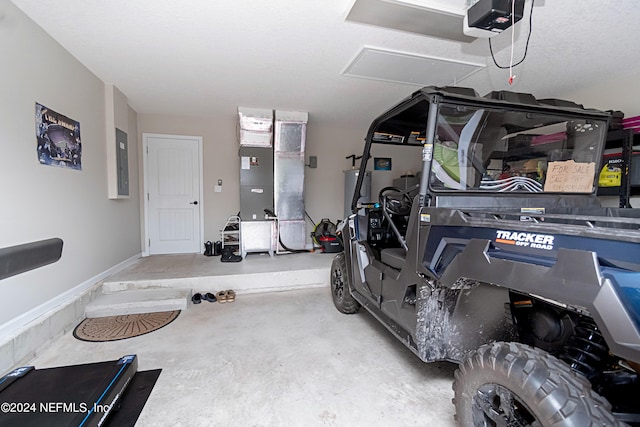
190;201;198;205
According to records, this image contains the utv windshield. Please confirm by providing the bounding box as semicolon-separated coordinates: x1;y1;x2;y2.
430;103;608;193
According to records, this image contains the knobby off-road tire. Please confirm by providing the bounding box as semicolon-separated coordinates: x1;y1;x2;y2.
453;341;620;427
330;253;360;314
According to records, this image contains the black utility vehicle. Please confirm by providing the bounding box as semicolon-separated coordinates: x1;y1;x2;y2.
331;87;640;426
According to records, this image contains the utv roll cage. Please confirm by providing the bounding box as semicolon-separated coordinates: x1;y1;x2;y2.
351;86;611;214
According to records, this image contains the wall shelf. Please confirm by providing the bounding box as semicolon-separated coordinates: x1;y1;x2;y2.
597;129;638;207
221;216;241;255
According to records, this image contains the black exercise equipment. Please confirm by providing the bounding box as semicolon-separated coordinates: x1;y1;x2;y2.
0;355;139;427
0;238;63;280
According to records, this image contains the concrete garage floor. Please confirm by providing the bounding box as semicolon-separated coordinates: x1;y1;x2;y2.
28;287;457;426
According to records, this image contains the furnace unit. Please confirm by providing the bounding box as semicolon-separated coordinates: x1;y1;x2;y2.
238;108;276;256
274;110;308;252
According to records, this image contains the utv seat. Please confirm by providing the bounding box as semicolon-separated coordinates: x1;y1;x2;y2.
380;247;406;270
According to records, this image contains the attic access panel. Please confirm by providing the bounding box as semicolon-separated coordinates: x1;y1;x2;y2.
343;47;484;87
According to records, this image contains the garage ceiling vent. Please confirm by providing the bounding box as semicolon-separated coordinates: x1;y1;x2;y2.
346;0;476;42
342;47;484;87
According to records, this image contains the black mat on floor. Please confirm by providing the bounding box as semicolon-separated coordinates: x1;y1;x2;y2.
104;369;162;427
0;357;160;427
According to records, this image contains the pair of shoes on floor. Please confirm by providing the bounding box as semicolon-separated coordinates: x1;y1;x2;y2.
215;290;236;303
220;247;242;263
191;292;217;304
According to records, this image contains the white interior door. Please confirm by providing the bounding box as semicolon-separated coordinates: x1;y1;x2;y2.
144;134;203;255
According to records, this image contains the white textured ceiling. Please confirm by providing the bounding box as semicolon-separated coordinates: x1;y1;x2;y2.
10;0;640;129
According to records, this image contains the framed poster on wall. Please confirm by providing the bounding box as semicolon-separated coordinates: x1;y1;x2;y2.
374;157;392;171
35;103;82;170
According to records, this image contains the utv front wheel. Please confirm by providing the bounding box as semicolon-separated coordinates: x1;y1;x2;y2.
330;253;360;314
453;341;618;427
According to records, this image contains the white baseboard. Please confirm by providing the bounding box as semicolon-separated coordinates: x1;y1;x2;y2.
0;253;141;373
0;253;141;340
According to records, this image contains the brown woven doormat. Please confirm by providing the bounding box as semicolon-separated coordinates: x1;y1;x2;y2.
73;311;180;342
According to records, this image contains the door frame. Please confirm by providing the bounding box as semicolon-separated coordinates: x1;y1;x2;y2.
142;133;204;256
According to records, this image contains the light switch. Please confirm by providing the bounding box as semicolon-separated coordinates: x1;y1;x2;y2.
215;185;222;193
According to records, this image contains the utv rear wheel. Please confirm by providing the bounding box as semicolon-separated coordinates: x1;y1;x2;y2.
330;253;360;314
453;341;618;427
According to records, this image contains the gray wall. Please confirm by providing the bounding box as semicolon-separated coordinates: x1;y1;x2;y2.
137;114;423;240
137;114;367;239
137;113;240;241
0;3;141;328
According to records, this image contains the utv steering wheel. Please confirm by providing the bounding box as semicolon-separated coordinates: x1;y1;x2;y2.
378;186;413;216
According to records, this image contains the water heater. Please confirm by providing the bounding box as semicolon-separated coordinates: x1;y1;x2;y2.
344;169;371;218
